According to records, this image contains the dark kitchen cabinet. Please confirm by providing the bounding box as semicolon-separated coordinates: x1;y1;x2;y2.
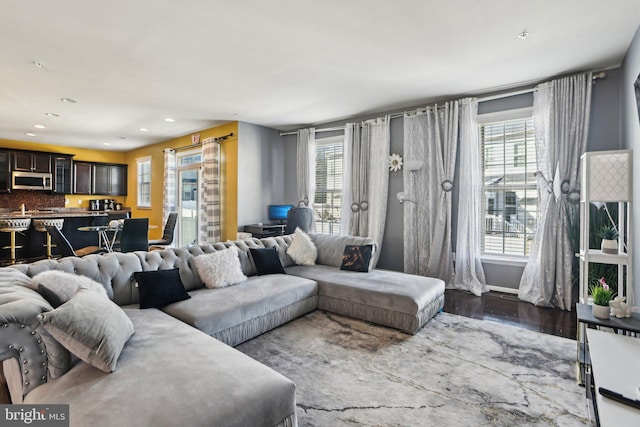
92;164;127;196
53;155;73;194
73;162;92;194
0;150;9;192
13;151;51;173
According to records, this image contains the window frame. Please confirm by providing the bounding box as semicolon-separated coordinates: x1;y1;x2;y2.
478;108;537;261
136;156;152;209
313;135;344;235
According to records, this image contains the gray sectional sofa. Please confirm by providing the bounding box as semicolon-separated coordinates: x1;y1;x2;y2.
0;233;445;427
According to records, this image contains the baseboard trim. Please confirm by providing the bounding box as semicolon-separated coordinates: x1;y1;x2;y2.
487;285;518;295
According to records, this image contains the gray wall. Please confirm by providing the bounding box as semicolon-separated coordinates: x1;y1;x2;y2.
277;70;624;289
237;122;285;227
621;24;640;304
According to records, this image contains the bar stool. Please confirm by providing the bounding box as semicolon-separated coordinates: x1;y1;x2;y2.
0;218;32;264
33;219;65;259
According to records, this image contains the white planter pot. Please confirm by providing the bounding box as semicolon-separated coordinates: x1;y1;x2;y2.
592;304;610;320
601;239;618;255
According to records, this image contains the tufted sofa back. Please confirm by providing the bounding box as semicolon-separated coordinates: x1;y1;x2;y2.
10;238;268;306
7;233;377;306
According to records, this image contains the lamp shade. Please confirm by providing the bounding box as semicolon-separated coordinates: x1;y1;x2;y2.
581;150;632;202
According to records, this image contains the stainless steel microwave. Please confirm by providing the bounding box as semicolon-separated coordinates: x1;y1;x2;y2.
12;171;53;190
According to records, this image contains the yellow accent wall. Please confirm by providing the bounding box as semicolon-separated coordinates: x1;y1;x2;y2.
123;122;238;241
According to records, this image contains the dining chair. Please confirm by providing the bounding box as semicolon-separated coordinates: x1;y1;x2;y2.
149;212;177;250
45;225;104;257
285;207;314;234
119;218;149;253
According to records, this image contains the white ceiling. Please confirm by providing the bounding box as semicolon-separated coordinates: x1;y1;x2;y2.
0;0;638;151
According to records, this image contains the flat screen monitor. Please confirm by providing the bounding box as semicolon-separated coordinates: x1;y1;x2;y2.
269;204;293;222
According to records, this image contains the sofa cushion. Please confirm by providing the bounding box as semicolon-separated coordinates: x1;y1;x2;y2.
286;264;444;316
310;234;377;269
287;228;317;265
250;247;286;275
25;309;297;427
193;246;248;289
162;274;317;338
31;270;108;307
133;269;191;309
340;244;374;272
37;287;135;373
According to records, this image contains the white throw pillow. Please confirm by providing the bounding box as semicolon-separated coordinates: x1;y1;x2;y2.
32;270;108;307
194;246;248;289
286;228;317;266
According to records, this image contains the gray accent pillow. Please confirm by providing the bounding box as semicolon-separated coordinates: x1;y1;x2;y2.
32;270;108;307
37;287;134;373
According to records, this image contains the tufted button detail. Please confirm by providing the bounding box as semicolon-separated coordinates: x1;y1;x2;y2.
25;381;29;386
40;350;45;354
8;345;13;349
19;347;24;352
20;324;25;328
23;360;28;365
24;370;28;374
41;362;46;367
37;339;42;344
31;331;36;335
3;324;8;328
41;376;46;380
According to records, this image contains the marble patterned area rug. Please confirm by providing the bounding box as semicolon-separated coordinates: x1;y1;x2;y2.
237;311;592;427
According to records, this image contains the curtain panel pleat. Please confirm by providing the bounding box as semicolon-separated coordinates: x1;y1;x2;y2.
296;128;316;208
162;149;177;243
518;73;592;309
345;117;390;267
198;137;221;244
454;98;488;295
403;102;458;284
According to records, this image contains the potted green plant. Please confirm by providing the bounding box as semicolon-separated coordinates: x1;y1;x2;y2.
597;225;619;254
590;277;614;319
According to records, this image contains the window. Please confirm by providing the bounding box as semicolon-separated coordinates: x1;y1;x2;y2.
481;117;538;257
314;137;343;235
136;156;151;208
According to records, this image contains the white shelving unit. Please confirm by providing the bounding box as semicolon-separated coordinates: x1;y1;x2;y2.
579;149;633;307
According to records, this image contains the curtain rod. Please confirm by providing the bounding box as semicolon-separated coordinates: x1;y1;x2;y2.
279;71;607;136
166;132;235;152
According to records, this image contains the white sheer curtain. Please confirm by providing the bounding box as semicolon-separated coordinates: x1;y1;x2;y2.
162;149;177;229
403;102;458;284
519;73;592;309
198;137;221;244
455;98;488;295
296;128;316;208
345;117;390;267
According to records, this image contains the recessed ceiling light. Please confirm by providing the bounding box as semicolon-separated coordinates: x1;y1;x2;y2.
139;128;149;132
32;61;44;68
60;97;77;103
34;124;46;129
119;136;126;140
103;142;111;146
45;112;60;117
25;132;36;137
518;31;529;40
164;118;175;122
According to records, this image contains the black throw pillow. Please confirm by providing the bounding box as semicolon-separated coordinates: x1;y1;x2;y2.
38;283;64;308
250;247;286;275
133;268;191;309
340;244;374;272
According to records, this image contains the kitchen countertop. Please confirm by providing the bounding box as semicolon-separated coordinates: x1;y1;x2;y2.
0;209;109;219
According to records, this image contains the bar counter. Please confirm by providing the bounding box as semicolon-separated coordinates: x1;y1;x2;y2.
0;209;129;263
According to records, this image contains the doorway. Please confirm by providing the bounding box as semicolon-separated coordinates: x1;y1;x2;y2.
177;151;201;246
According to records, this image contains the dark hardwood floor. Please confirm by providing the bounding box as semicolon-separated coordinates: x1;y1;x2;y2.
443;289;577;340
